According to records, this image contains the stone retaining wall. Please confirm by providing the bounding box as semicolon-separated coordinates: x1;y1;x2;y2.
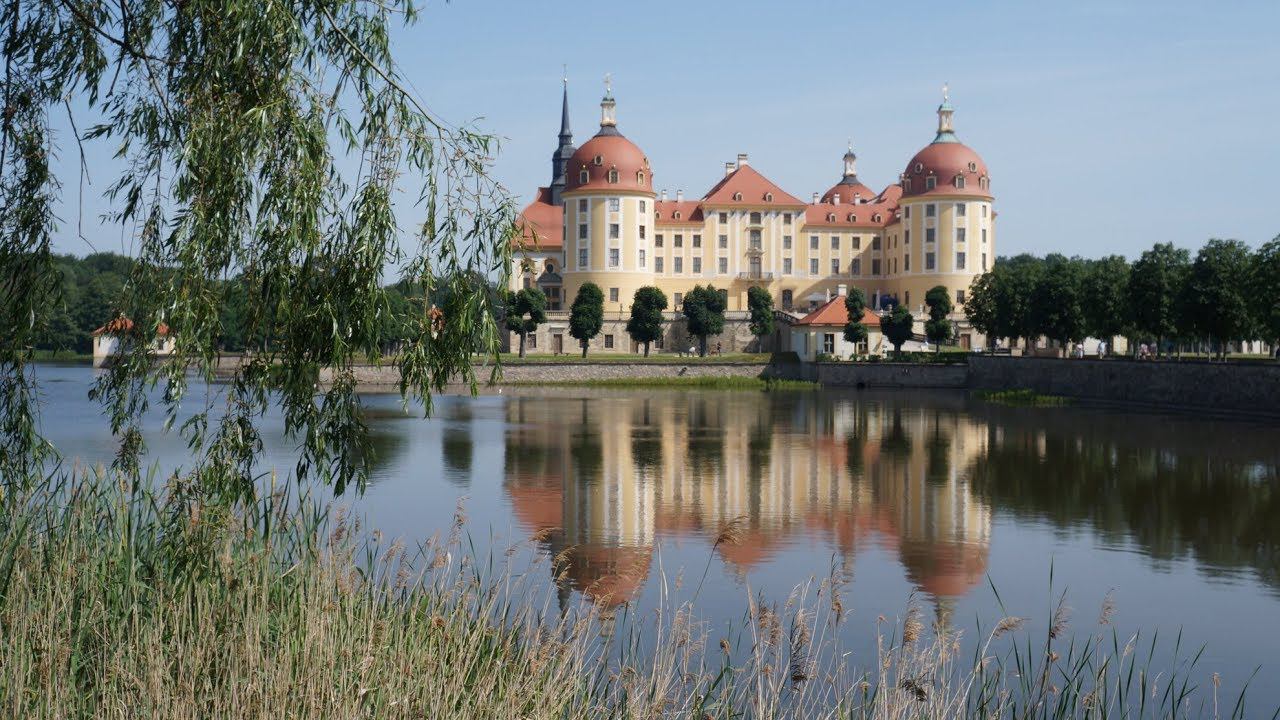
814;362;968;389
318;361;799;386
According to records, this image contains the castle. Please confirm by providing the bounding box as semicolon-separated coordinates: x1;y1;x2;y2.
510;77;995;354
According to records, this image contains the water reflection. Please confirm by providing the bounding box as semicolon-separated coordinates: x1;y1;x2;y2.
503;392;994;609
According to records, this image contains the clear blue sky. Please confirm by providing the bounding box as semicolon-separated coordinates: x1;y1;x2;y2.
49;0;1280;260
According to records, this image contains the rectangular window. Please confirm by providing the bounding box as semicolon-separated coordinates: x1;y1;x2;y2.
692;234;702;248
783;258;792;274
750;211;761;224
905;206;912;218
955;203;966;216
982;253;988;271
926;252;936;270
872;236;881;250
903;230;910;245
608;198;620;212
639;200;647;213
674;292;683;307
957;251;967;270
809;235;819;250
528;333;536;349
674;234;683;247
639;225;646;239
904;253;911;272
674;257;683;273
639;249;646;268
925;204;936;218
783;213;792;225
981;204;988;218
608;248;620;268
749;229;762;250
782;289;793;309
783;235;792;250
904;291;910;308
925;228;936;243
578;249;588;268
655;257;664;273
578;199;588;213
809;258;819;275
609;223;620;239
718;212;728;224
830;258;840;275
609;288;619;303
718;257;728;274
578;224;588;240
851;258;861;275
956;227;966;244
823;333;835;354
831;235;840;250
925;177;936;190
718;234;728;249
692;257;702;274
655;234;664;247
872;259;881;275
852;236;861;250
604;334;614;348
981;228;988;244
956;289;966;304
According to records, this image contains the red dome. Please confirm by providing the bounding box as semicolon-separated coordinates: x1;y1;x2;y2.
902;142;991;199
820;180;877;205
564;132;654;195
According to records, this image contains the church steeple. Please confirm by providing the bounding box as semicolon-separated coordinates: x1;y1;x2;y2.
549;70;576;206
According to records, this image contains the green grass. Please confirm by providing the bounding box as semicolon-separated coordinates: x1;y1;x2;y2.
975;388;1071;406
507;375;816;391
0;468;1262;718
483;352;772;365
30;349;93;362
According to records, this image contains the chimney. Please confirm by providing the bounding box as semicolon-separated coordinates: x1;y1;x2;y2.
854;193;862;204
736;153;749;168
811;192;819;204
676;189;684;203
837;284;848;297
825;287;832;301
724;161;735;176
833;193;841;205
660;189;668;202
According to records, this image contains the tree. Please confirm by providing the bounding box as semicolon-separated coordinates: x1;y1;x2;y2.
682;285;727;356
1249;236;1280;356
504;288;548;358
746;286;775;346
1128;243;1190;355
1;0;512;491
879;306;915;357
1030;254;1086;356
965;273;999;349
1081;255;1130;348
568;283;604;358
964;256;1041;350
924;285;953;352
626;286;668;357
1182;239;1254;359
843;288;869;347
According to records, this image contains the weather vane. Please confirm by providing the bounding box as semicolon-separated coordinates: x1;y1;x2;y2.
942;82;950;102
604;72;612;94
562;64;567;86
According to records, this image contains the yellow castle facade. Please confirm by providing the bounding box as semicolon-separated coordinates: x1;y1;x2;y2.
510;79;995;350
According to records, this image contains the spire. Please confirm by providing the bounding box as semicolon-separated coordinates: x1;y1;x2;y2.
842;139;858;178
549;69;577;206
597;73;619;135
934;82;958;143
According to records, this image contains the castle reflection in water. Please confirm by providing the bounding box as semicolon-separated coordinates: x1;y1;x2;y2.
502;391;992;609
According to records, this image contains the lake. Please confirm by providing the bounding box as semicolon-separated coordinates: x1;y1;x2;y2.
30;363;1280;709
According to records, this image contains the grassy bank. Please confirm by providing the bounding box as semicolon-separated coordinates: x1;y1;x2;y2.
484;352;772;365
0;468;1262;718
975;388;1072;406
507;376;815;391
30;349;93;362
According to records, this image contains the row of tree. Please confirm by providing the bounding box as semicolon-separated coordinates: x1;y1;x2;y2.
503;284;780;358
964;237;1280;357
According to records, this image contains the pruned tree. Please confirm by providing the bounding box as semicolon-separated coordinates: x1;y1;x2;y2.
682;285;726;356
504;288;547;359
746;286;774;349
924;285;953;352
626;286;668;357
879;306;915;358
843;288;869;347
568;283;604;358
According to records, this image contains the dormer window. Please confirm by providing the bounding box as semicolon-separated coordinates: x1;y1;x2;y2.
607;168;619;183
673;211;682;220
914;162;923;173
968;161;977;172
636;171;645;184
826;213;836;222
593;155;603;166
732;192;743;201
764;192;774;202
872;213;882;223
903;179;912;192
954;175;965;189
925;176;936;190
579;169;589;184
847;213;856;223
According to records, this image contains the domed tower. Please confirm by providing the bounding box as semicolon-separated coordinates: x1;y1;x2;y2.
820;141;877;205
895;86;995;319
560;77;656;315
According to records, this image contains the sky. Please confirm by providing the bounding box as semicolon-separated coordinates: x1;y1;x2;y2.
47;0;1280;261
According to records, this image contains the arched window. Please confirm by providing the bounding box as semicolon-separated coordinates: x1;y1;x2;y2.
764;192;773;202
608;168;619;183
636;171;645;184
826;213;836;222
847;213;857;223
673;211;682;220
903;179;911;192
545;259;555;273
873;213;882;223
579;169;589;184
593;155;603;166
968;161;977;172
732;192;743;201
954;175;965;189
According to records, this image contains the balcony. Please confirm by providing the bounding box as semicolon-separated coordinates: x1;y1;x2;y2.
737;271;774;281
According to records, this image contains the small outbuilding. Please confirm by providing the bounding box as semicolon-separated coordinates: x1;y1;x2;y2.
91;316;175;366
791;295;885;361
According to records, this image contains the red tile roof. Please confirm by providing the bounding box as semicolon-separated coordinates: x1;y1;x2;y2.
92;316;170;337
515;187;564;251
564;133;654;195
654;200;704;226
701;164;805;207
803;185;901;229
794;296;880;327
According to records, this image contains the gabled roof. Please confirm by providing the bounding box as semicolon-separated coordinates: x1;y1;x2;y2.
515;187;564;251
701;164;805;207
654;200;704;226
92;316;171;337
794;296;880;327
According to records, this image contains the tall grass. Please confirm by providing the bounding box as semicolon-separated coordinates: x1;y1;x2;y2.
0;467;1265;718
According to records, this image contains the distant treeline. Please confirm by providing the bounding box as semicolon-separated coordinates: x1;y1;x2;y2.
34;253;498;354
